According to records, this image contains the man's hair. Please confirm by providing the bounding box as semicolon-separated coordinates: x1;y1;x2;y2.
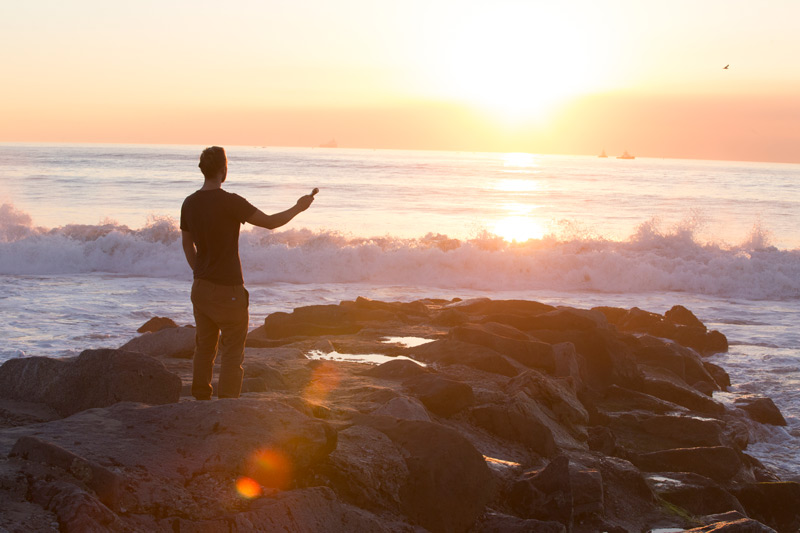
198;146;227;179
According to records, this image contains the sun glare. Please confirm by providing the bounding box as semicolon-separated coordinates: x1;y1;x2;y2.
431;6;609;123
502;152;539;168
493;216;546;242
494;179;542;192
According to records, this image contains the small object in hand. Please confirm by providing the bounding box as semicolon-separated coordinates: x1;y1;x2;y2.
311;188;319;196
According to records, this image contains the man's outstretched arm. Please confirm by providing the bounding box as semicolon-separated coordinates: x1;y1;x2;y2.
247;194;315;230
181;230;197;270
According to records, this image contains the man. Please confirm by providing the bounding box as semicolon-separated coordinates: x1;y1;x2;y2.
180;146;315;400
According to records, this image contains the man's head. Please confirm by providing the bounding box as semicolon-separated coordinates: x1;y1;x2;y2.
198;146;227;181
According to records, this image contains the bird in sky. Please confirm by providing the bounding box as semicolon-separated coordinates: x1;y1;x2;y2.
723;64;729;69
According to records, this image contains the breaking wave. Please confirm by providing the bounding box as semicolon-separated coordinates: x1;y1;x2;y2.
1;203;798;300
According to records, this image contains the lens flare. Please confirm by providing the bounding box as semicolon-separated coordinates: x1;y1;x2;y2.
245;448;292;490
303;361;341;403
235;476;262;499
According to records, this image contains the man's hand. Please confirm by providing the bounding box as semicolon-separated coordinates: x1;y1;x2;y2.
295;189;317;211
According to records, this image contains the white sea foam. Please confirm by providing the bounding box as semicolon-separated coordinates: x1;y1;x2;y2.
2;204;798;300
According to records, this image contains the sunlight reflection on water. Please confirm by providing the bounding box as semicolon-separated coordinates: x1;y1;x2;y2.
306;350;426;367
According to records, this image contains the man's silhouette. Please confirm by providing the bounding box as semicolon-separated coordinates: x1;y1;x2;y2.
180;146;315;400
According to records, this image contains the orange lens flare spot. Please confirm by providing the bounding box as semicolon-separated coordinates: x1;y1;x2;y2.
246;448;292;490
235;476;262;499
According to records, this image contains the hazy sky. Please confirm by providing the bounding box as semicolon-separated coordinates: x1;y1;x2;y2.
1;0;799;162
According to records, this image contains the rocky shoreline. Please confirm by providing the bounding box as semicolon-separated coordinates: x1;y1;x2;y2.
0;297;797;532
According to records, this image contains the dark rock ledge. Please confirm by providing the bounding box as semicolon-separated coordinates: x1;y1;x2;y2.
0;297;795;533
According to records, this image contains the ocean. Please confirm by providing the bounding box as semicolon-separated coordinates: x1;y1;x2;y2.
1;143;799;479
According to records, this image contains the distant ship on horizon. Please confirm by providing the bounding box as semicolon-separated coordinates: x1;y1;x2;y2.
617;150;635;159
599;149;608;158
319;139;338;148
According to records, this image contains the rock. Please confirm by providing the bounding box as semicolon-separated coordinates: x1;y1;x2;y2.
598;385;689;416
665;305;706;329
262;306;362;339
535;328;639;390
589;456;658;532
527;307;610;331
137;316;178;333
588;426;617;455
647;472;745;516
0;349;181;417
694;380;717;396
479;321;536;340
408;339;520;377
1;399;337;523
731;482;800;533
0;399;61;429
552;342;583;385
430;309;469;327
619;307;676;337
705;330;729;354
685;517;779;532
674;327;729;355
614;307;728;354
639;414;724;448
633;446;742;483
634;343;687;380
635;337;718;390
570;467;604;516
352;296;431;318
700;511;750;524
509;455;573;529
30;480;120;533
121;325;196;358
361;417;494;533
471;402;557;457
638;366;725;415
444;298;554;317
372;397;431;422
471;511;566;533
597;456;656;502
704;362;731;391
228;486;408;532
734;397;787;426
362;359;429;380
335;306;402;326
450;324;555;373
243;361;288;389
403;374;475;417
321;425;409;513
591;306;629;325
609;414;725;453
505;371;589;430
10;436;123;510
241;377;268;393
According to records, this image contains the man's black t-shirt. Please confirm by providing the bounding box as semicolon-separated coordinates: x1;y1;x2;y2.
180;189;257;285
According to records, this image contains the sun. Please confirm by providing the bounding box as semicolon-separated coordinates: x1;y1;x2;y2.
428;5;610;123
493;216;546;242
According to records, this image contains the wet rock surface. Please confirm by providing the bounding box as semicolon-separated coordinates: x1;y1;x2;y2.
0;297;794;532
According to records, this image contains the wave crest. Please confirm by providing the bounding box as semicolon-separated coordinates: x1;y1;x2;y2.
1;203;797;300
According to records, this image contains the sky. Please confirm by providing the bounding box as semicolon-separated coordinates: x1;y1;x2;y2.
1;0;799;162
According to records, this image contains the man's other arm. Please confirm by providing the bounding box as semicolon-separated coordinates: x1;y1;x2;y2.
246;194;314;230
181;230;197;270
